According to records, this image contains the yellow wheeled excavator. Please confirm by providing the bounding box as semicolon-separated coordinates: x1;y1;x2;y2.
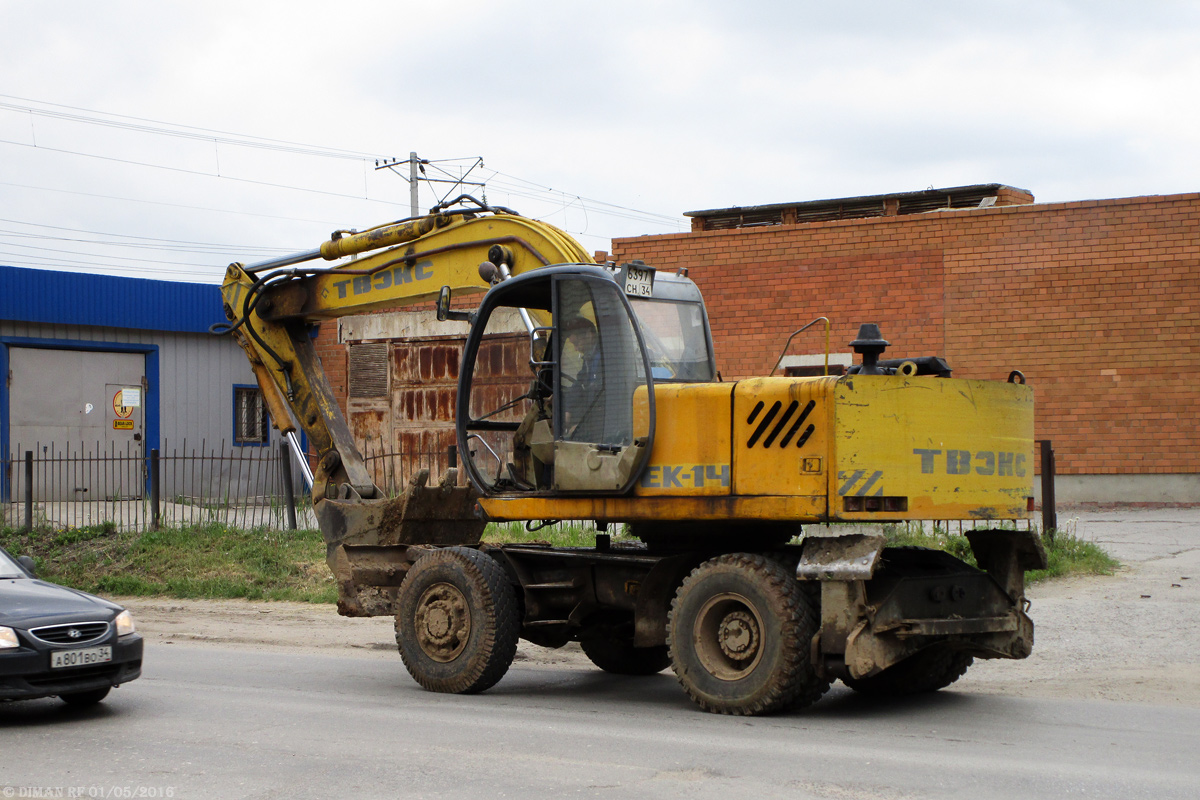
218;196;1045;715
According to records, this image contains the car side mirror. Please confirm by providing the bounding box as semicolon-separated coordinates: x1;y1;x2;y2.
435;285;472;323
17;555;36;577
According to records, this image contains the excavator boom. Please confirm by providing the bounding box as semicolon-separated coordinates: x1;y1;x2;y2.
219;206;591;500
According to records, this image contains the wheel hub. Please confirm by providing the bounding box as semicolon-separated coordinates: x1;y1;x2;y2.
717;610;759;660
414;582;470;662
692;592;765;681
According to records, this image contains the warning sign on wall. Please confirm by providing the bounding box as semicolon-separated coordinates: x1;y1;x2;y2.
113;420;135;430
113;390;136;419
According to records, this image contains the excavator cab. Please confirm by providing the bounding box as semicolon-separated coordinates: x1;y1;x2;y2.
455;265;657;496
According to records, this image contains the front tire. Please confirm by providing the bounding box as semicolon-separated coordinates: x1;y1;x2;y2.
668;553;829;715
396;547;520;694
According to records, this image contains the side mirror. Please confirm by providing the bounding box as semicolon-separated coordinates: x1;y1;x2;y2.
17;555;36;577
435;286;472;323
530;327;554;367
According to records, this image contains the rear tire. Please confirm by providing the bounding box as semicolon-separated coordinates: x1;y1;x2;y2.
580;637;670;675
396;547;520;694
843;649;974;695
668;553;829;715
59;687;110;706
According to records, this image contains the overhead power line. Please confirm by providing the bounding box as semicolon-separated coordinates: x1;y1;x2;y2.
0;180;361;226
0;249;227;280
0;94;688;280
0;216;292;254
0;94;385;161
2;95;685;229
0;138;407;206
0;238;236;268
486;169;684;227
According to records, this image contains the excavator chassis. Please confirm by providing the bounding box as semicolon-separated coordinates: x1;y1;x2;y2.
318;470;1044;713
216;203;1044;714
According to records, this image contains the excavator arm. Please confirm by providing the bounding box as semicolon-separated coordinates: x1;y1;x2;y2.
218;203;592;502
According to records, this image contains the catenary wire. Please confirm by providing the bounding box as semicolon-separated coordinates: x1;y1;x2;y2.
0;95;688;270
0;138;406;206
0;95;382;161
2;97;684;229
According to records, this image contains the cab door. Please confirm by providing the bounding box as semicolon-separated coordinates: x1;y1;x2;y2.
455;266;656;496
550;274;655;492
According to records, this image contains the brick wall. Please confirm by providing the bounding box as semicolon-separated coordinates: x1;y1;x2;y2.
613;193;1200;477
313;323;347;407
312;315;529;487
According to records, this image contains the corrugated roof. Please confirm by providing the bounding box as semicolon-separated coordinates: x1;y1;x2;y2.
0;265;225;334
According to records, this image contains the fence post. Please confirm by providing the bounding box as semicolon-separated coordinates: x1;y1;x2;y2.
280;440;298;531
150;449;161;530
23;451;33;531
1037;439;1057;544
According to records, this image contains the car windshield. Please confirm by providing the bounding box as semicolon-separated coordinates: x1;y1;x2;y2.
629;297;714;382
0;549;27;579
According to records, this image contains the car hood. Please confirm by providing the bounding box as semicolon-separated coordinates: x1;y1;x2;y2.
0;578;121;628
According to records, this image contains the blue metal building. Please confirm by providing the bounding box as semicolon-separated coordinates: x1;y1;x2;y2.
0;265;281;502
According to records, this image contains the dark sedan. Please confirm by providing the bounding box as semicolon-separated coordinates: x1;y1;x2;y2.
1;546;143;705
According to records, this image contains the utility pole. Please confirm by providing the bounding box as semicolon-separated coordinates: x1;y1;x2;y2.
409;151;419;217
375;153;486;216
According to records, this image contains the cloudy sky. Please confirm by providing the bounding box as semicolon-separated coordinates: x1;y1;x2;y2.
2;0;1198;282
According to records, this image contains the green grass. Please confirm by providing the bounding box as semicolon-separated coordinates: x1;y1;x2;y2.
483;521;608;547
1;522;335;603
0;519;609;604
1;516;1116;605
880;520;1119;582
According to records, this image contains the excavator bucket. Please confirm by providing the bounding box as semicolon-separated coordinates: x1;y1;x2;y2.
318;468;486;616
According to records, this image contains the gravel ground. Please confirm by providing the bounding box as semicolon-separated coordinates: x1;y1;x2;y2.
117;507;1200;706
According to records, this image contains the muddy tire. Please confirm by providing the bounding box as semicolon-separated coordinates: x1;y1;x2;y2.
395;547;520;694
843;649;974;695
59;687;110;706
580;637;671;675
668;553;829;715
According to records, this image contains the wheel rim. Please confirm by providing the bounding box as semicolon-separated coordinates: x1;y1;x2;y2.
691;592;764;681
413;582;471;662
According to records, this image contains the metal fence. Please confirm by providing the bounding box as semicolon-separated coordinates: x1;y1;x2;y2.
3;438;1058;538
359;437;461;496
2;441;465;533
2;440;307;532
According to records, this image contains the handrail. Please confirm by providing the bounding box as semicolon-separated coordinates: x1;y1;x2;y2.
465;434;505;485
769;317;831;377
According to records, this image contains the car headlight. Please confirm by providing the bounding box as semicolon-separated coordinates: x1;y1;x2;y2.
114;610;136;636
0;626;18;649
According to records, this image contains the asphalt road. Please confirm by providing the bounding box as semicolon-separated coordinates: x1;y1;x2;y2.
2;643;1198;800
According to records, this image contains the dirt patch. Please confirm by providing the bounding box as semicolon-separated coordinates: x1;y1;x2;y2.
961;533;1200;705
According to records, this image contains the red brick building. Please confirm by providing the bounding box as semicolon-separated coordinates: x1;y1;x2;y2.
314;185;1200;503
610;185;1200;503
